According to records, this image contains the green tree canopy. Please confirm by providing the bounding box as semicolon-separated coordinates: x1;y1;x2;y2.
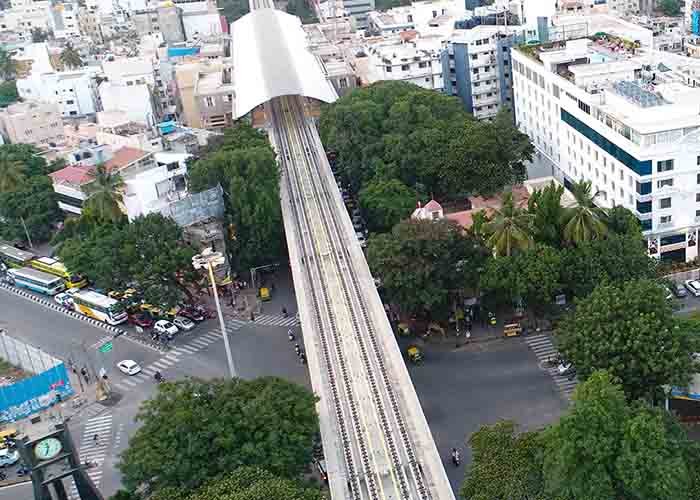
484;191;533;257
59;43;83;69
189;123;283;271
659;0;681;16
527;181;564;247
149;467;323;500
461;420;544;500
0;47;16;80
366;219;488;315
556;279;696;400
117;377;318;493
0;80;19;108
358;178;416;233
58;214;197;307
83;163;125;224
544;370;691;500
480;244;563;312
218;0;249;23
322;85;533;198
0;176;61;243
562;180;607;245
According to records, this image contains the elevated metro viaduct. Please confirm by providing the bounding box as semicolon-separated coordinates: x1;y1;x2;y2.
231;6;456;500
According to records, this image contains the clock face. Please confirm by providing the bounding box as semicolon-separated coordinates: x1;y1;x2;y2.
34;437;63;461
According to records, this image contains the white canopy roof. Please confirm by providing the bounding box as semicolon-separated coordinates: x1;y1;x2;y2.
232;9;338;119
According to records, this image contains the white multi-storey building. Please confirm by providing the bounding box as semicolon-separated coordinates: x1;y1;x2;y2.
512;32;700;262
17;68;101;118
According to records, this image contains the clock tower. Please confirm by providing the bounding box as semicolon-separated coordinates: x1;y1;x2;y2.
16;423;104;500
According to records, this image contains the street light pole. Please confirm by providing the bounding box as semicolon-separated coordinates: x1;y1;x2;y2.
193;249;237;379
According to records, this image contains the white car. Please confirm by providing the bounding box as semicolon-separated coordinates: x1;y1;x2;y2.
117;360;142;376
685;280;700;297
173;316;195;331
0;448;19;467
356;232;367;248
154;320;179;337
54;292;73;308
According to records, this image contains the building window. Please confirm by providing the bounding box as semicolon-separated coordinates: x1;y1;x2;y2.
659;197;672;209
657;178;673;188
385;66;392;72
401;64;409;71
660;215;672;224
657;159;674;172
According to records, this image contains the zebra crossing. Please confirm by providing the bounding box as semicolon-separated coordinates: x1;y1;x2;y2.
68;413;113;499
251;313;299;328
523;334;578;400
89;335;114;350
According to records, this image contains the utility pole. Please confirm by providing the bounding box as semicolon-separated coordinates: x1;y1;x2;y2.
19;216;33;250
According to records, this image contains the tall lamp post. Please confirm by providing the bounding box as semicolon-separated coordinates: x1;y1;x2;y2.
193;248;237;379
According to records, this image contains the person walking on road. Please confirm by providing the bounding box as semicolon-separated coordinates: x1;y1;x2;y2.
288;329;295;341
93;434;99;446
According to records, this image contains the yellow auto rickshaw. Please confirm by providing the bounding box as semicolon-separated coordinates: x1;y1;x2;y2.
0;428;18;449
397;323;412;337
407;345;423;364
259;287;271;302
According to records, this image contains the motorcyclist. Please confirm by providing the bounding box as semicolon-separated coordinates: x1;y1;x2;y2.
451;448;460;466
294;343;301;356
154;371;162;382
288;329;295;341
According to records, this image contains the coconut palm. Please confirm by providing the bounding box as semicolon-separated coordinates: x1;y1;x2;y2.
562;180;608;246
59;44;83;70
83;164;124;224
0;153;25;193
484;192;534;257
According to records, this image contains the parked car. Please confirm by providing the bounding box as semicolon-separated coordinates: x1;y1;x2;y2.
673;283;688;298
128;312;154;329
173;316;195;331
684;280;700;297
178;307;205;322
54;292;73;309
117;360;142;376
154;320;179;337
0;448;19;467
557;361;575;377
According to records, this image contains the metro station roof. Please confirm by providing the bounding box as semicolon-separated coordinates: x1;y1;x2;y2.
231;9;338;119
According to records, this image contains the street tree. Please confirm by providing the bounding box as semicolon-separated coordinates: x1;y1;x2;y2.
59;43;83;69
480;244;563;312
606;204;642;237
0;151;25;192
440;108;532;197
659;0;681;16
358;178;416;233
484;192;533;257
149;467;324;500
556;279;696;400
83;164;125;224
544;370;691;500
461;420;544;500
189;124;283;271
59;214;196;306
366;219;488;315
0;176;61;243
562;180;607;245
527;181;565;247
560;233;655;298
117;377;318;492
0;80;19;108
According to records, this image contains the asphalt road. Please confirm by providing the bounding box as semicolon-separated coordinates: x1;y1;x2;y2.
0;269;566;499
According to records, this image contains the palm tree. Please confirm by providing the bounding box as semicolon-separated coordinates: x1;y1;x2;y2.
59;44;83;70
83;164;124;224
0;153;25;193
484;192;534;257
562;180;608;246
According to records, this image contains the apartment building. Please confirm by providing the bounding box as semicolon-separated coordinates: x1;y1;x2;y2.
511;31;700;262
48;2;80;39
0;101;63;146
344;0;375;30
174;60;233;130
17;68;101;118
442;25;523;119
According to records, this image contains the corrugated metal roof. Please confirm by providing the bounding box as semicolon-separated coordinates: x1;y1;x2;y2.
231;9;337;119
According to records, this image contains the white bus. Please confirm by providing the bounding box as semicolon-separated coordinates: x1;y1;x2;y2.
7;267;65;296
71;290;128;325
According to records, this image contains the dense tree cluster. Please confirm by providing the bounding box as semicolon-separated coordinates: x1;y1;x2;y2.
116;377;318;495
319;81;532;199
462;371;700;500
188;124;284;271
0;144;63;243
57;213;198;307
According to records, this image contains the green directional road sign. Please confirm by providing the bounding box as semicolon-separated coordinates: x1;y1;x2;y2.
98;341;113;353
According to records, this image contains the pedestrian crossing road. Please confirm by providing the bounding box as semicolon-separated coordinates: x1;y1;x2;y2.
251;313;299;328
523;334;578;400
69;413;113;499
